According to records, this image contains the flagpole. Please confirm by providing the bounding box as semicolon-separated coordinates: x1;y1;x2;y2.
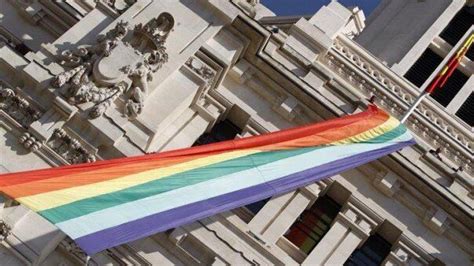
400;91;428;123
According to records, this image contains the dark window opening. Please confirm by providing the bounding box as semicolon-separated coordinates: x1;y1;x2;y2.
404;49;443;88
456;93;474;126
245;197;270;215
344;234;392;266
430;69;469;107
467;44;474;61
14;43;31;56
285;195;341;254
0;37;31;56
193;119;242;146
440;6;474;47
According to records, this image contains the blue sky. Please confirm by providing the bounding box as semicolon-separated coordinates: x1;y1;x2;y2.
261;0;380;16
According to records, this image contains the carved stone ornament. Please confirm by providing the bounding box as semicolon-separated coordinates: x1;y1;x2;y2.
185;57;215;81
59;237;97;265
0;86;42;128
0;220;11;241
185;56;216;104
47;128;96;164
104;0;137;13
51;13;174;120
18;132;42;151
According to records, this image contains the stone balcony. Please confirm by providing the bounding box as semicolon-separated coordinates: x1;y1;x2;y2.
320;35;472;199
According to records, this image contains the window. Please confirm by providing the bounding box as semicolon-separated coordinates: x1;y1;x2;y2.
439;6;474;47
405;49;469;108
456;92;474;126
404;49;443;88
284;195;341;254
344;234;392;266
193;119;242;146
0;33;31;56
430;68;469;107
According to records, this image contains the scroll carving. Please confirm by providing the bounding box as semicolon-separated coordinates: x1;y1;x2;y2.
0;86;42;128
51;13;173;120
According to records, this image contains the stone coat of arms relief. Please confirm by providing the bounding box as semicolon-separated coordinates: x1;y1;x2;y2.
51;12;174;120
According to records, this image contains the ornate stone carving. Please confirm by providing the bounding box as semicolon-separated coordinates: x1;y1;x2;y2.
104;0;137;13
0;86;42;128
323;37;472;175
185;57;215;81
185;56;217;105
133;12;174;49
52;13;173;120
0;220;11;241
234;0;260;17
246;0;260;6
18;132;42;151
59;237;96;265
47;128;96;164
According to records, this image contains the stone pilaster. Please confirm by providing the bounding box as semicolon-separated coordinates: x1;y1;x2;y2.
302;202;377;265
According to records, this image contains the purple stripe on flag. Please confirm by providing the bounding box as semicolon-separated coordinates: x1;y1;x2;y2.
75;140;414;255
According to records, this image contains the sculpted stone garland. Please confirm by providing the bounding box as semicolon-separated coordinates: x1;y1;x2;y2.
51;13;173;120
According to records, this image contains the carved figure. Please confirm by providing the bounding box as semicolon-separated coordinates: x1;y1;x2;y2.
123;63;151;118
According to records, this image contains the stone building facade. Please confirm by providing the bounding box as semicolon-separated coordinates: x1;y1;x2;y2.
0;0;472;265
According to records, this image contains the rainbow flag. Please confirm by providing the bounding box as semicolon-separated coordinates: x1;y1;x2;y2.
0;106;415;255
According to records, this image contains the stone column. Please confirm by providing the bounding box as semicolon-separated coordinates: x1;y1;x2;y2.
302;202;377;265
248;183;324;244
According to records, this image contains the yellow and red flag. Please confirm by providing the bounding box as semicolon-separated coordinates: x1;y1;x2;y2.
425;34;473;94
